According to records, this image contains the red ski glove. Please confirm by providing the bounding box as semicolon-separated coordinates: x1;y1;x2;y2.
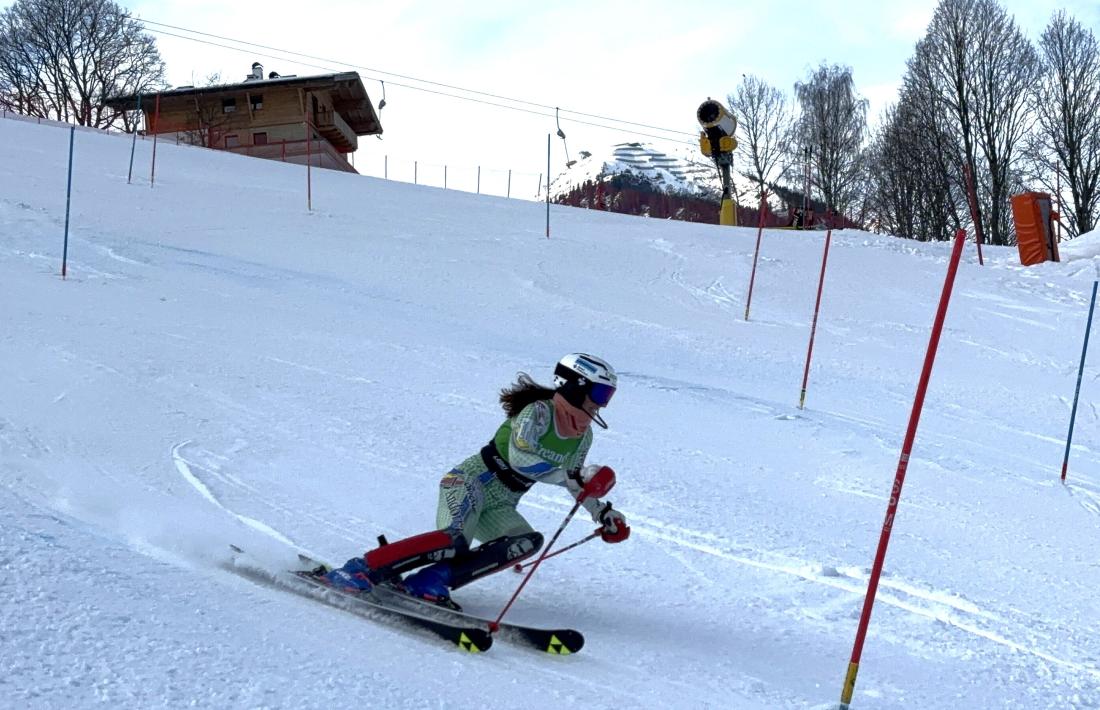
597;502;630;543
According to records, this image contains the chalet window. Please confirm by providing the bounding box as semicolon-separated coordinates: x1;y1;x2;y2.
253;132;268;145
225;134;240;148
250;94;263;110
222;98;237;113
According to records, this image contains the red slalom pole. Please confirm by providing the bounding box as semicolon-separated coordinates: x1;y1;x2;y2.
491;467;615;632
963;163;984;266
744;190;769;320
513;530;600;573
839;228;966;709
800;229;832;409
305;114;313;212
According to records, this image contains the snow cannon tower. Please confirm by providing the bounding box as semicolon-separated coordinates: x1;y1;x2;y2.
1011;192;1060;266
697;99;738;226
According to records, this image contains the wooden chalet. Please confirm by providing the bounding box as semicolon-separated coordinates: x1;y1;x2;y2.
106;63;382;173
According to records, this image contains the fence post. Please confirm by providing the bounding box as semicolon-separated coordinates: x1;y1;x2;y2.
507;169;511;198
477;166;481;194
414;160;418;185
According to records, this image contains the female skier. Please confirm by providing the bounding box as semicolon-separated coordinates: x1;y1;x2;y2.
323;353;630;608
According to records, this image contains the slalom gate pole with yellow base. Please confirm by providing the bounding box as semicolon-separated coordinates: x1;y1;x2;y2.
799;229;832;409
839;228;966;709
720;197;736;226
743;191;768;320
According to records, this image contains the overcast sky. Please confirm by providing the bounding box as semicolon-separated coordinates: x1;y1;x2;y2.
12;0;1099;189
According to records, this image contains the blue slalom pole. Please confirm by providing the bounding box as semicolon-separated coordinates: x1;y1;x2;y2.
127;92;141;184
61;125;74;279
1062;279;1098;481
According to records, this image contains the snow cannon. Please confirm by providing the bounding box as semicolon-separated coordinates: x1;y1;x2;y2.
696;98;738;226
697;99;737;146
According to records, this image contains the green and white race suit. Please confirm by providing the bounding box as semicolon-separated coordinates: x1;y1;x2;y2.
435;398;603;546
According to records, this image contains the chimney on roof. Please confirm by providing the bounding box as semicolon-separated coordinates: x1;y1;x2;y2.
249;62;263;81
268;71;280;79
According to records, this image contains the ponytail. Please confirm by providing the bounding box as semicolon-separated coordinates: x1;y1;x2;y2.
499;373;556;418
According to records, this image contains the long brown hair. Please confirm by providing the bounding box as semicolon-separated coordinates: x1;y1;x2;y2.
499;373;556;418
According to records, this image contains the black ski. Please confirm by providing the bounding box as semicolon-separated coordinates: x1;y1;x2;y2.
289;549;583;654
291;571;493;653
370;584;585;655
227;545;491;652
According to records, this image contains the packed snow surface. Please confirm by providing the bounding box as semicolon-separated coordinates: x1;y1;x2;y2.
2;115;1099;709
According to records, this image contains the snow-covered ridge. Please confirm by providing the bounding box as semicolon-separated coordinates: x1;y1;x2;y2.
551;141;764;200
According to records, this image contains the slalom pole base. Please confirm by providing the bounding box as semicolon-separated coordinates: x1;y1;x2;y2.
720;198;736;226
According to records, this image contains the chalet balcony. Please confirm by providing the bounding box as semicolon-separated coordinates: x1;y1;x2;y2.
313;108;357;152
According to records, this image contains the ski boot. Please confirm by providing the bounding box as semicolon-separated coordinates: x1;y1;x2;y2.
323;530;458;594
322;556;378;593
400;563;461;610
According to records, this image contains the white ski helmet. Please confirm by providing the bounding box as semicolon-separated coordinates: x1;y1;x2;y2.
553;353;617;409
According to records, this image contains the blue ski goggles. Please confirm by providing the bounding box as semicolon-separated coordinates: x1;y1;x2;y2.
588;382;616;407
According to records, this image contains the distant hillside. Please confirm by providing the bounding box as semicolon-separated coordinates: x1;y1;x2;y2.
549;142;821;226
549;142;721;223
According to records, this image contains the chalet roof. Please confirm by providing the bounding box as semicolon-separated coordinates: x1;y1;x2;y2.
105;71;382;135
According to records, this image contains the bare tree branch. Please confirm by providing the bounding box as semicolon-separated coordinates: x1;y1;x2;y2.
726;75;793;198
0;0;166;130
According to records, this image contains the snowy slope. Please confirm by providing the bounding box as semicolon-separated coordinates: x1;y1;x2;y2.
2;115;1100;709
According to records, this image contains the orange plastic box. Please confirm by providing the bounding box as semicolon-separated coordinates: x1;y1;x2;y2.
1011;192;1059;266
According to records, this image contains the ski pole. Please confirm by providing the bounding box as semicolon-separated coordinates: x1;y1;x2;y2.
512;530;600;573
490;467;615;632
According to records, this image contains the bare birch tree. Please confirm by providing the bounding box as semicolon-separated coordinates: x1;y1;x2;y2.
726;75;793;198
794;63;868;219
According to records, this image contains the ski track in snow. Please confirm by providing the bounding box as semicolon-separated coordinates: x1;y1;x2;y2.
170;442;391;560
1066;478;1100;517
172;441;297;547
180;433;1100;692
520;491;1100;682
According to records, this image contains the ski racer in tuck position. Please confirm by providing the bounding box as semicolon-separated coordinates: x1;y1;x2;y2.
322;353;630;609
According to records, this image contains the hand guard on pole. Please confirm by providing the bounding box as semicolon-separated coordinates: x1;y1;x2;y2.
568;465;628;542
